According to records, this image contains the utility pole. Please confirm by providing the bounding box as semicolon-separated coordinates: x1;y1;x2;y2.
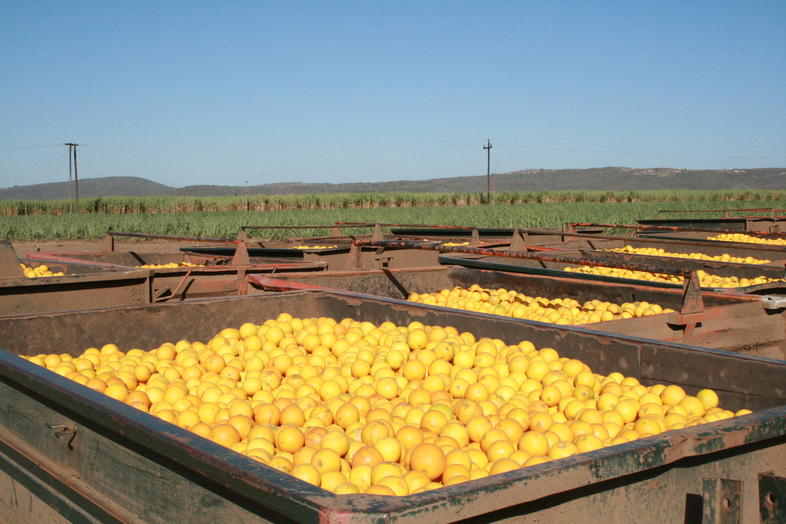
483;138;493;204
64;143;81;212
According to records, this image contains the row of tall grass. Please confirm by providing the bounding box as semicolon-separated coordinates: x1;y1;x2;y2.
2;189;785;216
2;199;784;241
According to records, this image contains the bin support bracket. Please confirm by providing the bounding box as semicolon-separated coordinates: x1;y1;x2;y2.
231;241;250;266
510;229;529;251
674;270;706;335
760;472;786;524
102;233;115;252
702;477;741;524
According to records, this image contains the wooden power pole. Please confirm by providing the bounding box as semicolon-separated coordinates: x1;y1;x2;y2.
64;143;81;212
483;139;493;204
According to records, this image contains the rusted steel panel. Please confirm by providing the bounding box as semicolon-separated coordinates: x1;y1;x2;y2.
0;270;152;317
0;241;26;279
2;292;786;522
702;478;742;524
759;472;786;523
0;381;294;523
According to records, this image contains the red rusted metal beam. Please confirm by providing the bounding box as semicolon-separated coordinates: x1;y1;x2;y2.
247;274;329;292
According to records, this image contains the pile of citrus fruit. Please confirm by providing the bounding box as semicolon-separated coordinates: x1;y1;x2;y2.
407;285;674;324
136;262;204;269
707;233;786;246
24;315;751;496
564;266;780;288
605;245;770;264
20;263;65;278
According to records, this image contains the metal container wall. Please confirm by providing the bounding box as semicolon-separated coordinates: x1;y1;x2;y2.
1;291;786;522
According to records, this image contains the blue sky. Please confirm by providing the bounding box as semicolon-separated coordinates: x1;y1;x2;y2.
1;1;784;188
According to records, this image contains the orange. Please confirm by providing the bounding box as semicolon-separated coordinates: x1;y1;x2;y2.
351;446;384;468
365;484;395;496
396;425;424;451
408;443;446;481
333;482;360;494
361;419;394;446
420;410;449;434
696;388;719;409
528;412;553;433
496;418;524;443
548;441;578;460
253;403;281;425
320;430;350;458
275;425;305;454
575;434;604;453
486;439;515;463
371;462;404;485
489;457;520;476
377;475;409;496
374;437;402;463
304;426;328;449
311;448;342;473
466;415;493;443
334;402;360;429
518;431;549;457
615;399;639;424
660;384;686;405
279;404;306;426
454;399;483;424
679;396;706;418
227;414;254;439
465;382;489;402
442;464;470;482
440;421;470;448
292;464;321;486
293;447;317;466
404;470;431;493
403;360;427;381
210;423;241;448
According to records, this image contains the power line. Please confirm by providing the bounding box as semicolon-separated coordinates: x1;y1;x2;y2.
0;143;63;151
2;140;784;159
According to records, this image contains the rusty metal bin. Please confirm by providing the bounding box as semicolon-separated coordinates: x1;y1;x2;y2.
1;291;786;523
505;234;786;267
246;266;786;359
440;254;786;297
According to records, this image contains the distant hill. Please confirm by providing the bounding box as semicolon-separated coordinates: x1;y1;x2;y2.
2;168;785;201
